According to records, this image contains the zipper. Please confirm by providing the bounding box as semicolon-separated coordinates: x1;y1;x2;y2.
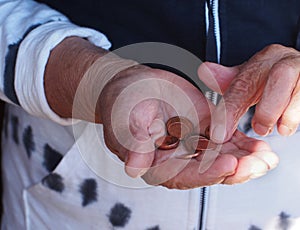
204;0;220;105
200;0;221;229
199;187;209;230
211;0;221;64
205;0;221;63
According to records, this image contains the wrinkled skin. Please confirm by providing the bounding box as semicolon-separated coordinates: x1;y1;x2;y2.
198;44;300;143
99;65;278;189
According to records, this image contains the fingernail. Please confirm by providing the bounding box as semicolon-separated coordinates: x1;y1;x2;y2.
125;167;138;178
125;166;147;178
137;168;148;177
268;157;279;170
250;171;267;179
278;124;293;136
211;124;227;143
253;122;272;136
250;163;268;179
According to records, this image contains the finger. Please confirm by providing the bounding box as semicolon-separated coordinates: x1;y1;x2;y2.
143;150;237;189
166;154;237;189
225;149;250;159
141;144;194;185
217;142;238;154
209;98;232;143
210;61;269;143
125;118;160;177
222;154;270;185
148;118;166;141
235;138;272;153
252;61;300;136
251;151;279;170
122;99;161;177
125;150;155;178
197;62;239;94
277;72;300;136
231;130;272;152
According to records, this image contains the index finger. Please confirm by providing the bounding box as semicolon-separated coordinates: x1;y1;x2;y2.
210;62;269;143
252;60;300;136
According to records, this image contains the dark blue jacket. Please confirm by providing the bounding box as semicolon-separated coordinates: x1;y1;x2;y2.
37;0;300;66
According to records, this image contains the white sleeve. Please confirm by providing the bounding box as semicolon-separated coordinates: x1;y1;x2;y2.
0;0;111;125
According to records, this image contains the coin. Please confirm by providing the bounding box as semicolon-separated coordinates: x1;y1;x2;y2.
166;116;194;140
155;135;179;150
175;151;201;159
205;126;210;139
184;134;211;152
154;117;214;159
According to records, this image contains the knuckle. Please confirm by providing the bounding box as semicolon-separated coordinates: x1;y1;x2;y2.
272;60;295;72
229;78;253;96
259;44;298;59
270;60;299;84
259;44;284;56
265;44;294;54
267;44;284;51
255;106;277;125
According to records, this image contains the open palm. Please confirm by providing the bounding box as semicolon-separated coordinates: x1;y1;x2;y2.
99;66;278;189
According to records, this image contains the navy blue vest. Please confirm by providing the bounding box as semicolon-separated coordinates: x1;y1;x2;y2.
37;0;300;66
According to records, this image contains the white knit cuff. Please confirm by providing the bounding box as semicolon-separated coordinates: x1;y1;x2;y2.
15;21;111;125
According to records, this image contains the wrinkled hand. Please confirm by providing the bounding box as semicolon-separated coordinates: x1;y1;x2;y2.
99;65;278;189
198;44;300;143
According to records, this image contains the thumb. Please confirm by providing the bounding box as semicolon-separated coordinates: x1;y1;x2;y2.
197;62;239;94
210;98;251;144
125;150;155;178
198;62;242;144
124;118;165;178
124;131;155;177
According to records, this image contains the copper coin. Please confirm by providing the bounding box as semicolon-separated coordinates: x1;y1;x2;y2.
166;116;194;140
155;135;179;150
205;126;210;139
175;151;201;159
184;135;211;152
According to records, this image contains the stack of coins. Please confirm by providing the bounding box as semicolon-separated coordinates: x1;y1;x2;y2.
154;116;213;159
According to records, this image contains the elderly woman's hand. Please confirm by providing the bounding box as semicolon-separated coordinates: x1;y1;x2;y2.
198;44;300;143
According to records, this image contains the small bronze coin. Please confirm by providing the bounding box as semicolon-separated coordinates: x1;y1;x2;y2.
185;135;210;152
155;135;179;150
204;126;210;139
166;116;194;140
175;151;201;159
